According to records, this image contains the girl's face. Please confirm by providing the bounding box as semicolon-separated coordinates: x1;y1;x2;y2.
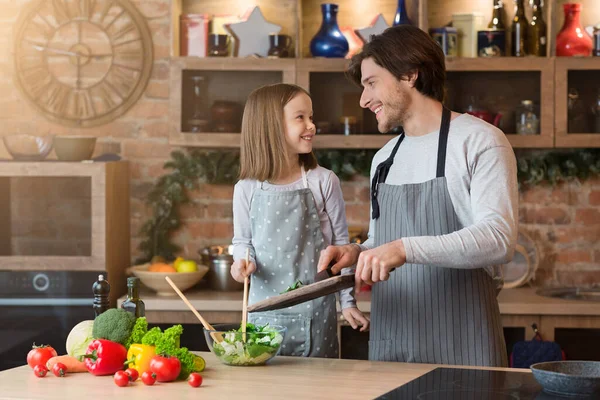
283;92;316;156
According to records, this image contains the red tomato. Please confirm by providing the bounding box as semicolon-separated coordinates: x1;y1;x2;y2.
149;355;181;382
125;368;139;382
52;362;67;377
188;372;203;387
27;344;57;369
114;371;130;387
141;371;157;386
33;365;48;377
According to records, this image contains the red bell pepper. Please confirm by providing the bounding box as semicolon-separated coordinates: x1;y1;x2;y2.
83;339;127;376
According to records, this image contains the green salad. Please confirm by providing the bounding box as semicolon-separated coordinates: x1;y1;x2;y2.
212;323;284;366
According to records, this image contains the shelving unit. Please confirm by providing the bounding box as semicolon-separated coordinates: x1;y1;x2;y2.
169;0;600;149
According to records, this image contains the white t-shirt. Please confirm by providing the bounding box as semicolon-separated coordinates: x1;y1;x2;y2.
361;113;519;284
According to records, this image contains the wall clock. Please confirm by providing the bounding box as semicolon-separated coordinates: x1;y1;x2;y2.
14;0;153;127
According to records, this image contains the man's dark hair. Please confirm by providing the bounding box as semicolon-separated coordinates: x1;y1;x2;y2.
347;25;446;102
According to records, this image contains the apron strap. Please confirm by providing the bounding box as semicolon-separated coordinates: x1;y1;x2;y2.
436;106;451;178
371;129;405;219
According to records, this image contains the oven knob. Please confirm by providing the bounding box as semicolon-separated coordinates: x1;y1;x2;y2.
33;273;50;292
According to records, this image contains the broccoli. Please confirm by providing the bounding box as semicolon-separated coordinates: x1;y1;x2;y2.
92;308;136;345
124;317;148;349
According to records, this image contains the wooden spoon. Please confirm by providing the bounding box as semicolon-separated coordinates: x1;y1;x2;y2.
164;276;223;343
241;248;250;342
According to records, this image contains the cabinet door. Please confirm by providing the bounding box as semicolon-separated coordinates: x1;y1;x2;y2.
540;316;600;361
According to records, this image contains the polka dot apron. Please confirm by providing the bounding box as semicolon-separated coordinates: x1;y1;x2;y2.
248;167;339;358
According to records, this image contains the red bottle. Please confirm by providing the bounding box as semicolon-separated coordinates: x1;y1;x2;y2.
556;3;592;57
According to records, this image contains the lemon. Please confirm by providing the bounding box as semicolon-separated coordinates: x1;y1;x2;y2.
176;259;198;273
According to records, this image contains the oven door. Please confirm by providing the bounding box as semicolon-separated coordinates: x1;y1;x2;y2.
0;300;94;371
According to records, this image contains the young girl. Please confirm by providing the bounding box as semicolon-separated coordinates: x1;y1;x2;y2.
231;83;369;358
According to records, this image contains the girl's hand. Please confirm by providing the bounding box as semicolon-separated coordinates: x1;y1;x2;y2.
230;258;256;283
342;307;370;332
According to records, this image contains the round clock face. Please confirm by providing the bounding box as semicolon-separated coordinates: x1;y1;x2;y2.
14;0;153;127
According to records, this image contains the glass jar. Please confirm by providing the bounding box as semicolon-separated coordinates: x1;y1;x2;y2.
339;116;357;135
515;100;539;135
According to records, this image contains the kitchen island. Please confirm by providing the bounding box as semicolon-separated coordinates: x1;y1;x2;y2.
0;351;531;399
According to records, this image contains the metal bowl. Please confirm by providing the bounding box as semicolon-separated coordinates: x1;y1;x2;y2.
3;134;53;161
531;361;600;397
199;245;244;291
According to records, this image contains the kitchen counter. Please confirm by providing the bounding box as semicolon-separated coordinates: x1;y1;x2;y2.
0;351;523;399
123;287;600;317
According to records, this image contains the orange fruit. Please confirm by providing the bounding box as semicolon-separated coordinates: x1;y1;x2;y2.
148;263;176;273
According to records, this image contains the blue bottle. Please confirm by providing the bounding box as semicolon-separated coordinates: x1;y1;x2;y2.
393;0;412;26
310;3;349;58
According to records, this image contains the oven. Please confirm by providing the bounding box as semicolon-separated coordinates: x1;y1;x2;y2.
0;270;103;371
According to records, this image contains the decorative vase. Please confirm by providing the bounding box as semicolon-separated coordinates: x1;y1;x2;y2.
393;0;412;26
309;3;349;58
556;3;592;57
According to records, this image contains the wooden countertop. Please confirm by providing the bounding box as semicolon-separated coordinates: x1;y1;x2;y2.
0;352;523;400
124;287;600;316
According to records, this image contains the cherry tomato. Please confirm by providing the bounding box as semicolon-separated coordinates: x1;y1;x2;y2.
114;370;130;387
125;368;139;382
141;371;157;386
33;365;48;377
149;355;181;382
27;344;57;369
52;362;67;377
188;372;203;387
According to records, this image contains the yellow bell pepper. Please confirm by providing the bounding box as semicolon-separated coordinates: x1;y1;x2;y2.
126;344;156;375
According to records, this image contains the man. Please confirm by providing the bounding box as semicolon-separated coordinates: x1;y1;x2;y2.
317;25;518;367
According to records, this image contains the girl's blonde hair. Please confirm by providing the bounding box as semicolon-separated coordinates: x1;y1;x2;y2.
239;83;317;181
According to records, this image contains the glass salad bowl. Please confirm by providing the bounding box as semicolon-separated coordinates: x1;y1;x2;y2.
204;323;286;366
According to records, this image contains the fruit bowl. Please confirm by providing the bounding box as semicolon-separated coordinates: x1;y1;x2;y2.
128;263;209;296
204;323;286;366
3;134;54;161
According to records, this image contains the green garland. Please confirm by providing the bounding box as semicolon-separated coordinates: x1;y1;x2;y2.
137;148;600;263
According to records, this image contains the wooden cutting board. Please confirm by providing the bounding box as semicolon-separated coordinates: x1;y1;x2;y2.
247;274;355;313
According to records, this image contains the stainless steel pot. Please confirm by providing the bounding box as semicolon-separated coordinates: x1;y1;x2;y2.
199;245;244;291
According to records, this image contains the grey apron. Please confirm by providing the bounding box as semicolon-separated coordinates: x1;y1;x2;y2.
368;107;508;367
248;167;339;358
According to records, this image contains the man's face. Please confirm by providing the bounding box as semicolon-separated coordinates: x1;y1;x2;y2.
359;58;413;133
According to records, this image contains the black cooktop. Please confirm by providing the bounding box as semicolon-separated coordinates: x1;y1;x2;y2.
375;367;596;400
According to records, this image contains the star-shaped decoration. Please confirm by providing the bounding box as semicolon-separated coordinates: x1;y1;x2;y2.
226;7;282;57
356;14;390;43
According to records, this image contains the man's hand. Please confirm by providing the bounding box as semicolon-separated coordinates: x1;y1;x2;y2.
230;258;256;283
355;239;407;292
342;307;370;332
317;244;361;274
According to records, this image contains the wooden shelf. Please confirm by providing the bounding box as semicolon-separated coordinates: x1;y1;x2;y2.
170;132;397;149
554;58;600;148
171;133;241;148
445;57;553;71
171;56;296;74
506;134;554;148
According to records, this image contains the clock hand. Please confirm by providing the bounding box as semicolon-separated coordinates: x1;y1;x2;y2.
32;44;78;57
32;44;113;60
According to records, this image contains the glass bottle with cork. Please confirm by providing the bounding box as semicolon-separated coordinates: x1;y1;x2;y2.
488;0;506;30
528;0;547;56
121;277;145;318
511;0;528;56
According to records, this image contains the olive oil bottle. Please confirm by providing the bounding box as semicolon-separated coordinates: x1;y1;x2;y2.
121;277;145;318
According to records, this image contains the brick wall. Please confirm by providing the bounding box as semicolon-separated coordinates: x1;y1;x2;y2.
1;0;598;288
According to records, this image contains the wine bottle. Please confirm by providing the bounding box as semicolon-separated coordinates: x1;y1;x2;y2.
528;0;547;56
511;0;528;56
